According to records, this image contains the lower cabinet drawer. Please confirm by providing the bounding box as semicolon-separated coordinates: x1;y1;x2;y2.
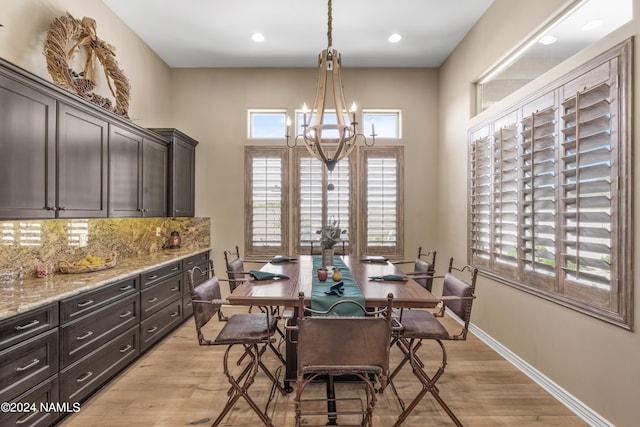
140;300;182;352
0;375;61;427
61;294;139;368
59;326;139;404
0;304;58;352
0;328;58;402
141;275;182;319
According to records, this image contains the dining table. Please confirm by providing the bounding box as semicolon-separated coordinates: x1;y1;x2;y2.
226;254;440;392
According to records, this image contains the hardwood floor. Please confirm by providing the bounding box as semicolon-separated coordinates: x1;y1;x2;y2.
59;307;586;426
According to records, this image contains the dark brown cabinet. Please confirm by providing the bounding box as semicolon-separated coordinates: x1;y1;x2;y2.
108;125;168;217
0;304;60;426
59;277;140;405
140;261;183;351
0;250;209;426
0;72;56;219
150;128;198;217
1;58;180;220
56;103;109;218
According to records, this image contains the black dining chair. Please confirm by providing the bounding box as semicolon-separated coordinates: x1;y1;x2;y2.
388;261;478;427
286;292;395;427
187;265;287;426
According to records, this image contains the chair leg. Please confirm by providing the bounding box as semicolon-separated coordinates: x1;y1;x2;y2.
394;339;463;427
212;343;276;427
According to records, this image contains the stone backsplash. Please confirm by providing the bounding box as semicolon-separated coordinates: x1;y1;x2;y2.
0;217;210;278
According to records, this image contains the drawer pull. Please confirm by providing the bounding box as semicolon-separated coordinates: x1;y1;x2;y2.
120;344;133;353
170;311;179;318
147;297;158;303
77;331;94;340
120;285;133;291
16;410;39;425
147;326;158;333
16;358;40;372
76;371;93;383
77;299;94;308
15;319;40;331
170;286;179;292
171;266;179;271
147;275;158;280
119;310;132;318
186;261;194;266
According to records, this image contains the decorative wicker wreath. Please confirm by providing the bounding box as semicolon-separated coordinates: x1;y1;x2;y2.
43;13;130;118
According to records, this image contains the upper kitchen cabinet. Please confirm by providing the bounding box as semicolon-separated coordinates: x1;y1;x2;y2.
150;128;198;217
109;125;168;217
0;71;56;219
57;102;108;218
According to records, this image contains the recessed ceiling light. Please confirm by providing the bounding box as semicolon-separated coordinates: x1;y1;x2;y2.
388;33;402;43
251;32;265;43
582;20;603;31
538;35;558;45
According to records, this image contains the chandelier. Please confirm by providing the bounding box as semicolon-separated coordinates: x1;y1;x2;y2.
286;0;375;171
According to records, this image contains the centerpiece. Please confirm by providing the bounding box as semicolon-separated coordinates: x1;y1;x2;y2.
316;219;346;267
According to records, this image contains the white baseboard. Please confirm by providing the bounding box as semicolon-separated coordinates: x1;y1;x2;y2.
447;311;613;427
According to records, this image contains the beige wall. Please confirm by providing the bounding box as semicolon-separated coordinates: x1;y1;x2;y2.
2;0;638;425
169;67;440;278
439;0;639;425
0;0;172;125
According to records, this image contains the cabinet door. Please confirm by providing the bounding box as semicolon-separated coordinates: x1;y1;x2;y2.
141;138;168;217
0;74;56;219
108;125;143;217
171;136;196;217
57;103;108;218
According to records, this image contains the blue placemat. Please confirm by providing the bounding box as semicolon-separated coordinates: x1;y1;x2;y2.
311;256;365;316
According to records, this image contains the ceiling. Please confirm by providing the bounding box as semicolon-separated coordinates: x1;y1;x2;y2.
102;0;494;68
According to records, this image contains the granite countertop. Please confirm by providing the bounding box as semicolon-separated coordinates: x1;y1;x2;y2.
0;247;211;322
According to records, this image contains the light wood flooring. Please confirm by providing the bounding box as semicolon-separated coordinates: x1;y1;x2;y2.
59;306;586;426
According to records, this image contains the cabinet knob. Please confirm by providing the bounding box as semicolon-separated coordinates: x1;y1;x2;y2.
45;206;57;211
58;206;66;211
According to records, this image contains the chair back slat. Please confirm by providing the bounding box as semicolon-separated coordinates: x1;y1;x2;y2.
226;256;245;292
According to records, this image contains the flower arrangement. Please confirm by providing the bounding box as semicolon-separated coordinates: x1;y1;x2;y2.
316;219;346;249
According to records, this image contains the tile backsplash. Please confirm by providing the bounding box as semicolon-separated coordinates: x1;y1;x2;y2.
0;217;210;278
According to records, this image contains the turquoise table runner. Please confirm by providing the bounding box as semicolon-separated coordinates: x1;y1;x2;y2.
311;256;365;316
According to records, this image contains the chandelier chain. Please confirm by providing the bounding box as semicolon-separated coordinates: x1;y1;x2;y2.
327;0;332;49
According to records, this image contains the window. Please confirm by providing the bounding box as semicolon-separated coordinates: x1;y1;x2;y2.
476;0;632;112
294;149;352;254
468;39;632;328
245;146;404;258
244;148;288;255
361;147;404;257
363;110;402;139
248;110;288;139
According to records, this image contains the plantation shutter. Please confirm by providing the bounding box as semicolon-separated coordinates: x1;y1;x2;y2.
469;126;492;267
245;148;287;256
362;148;403;257
560;60;617;306
296;151;351;254
492;117;519;277
520;100;558;290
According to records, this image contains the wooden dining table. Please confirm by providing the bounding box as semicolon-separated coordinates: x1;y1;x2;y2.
227;255;440;392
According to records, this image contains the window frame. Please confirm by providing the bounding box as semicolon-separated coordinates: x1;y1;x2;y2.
244;147;288;256
247;109;288;139
468;39;633;329
360;146;404;258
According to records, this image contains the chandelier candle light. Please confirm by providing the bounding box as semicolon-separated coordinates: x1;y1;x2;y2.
286;0;376;171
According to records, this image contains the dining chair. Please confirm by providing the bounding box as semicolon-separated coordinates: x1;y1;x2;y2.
393;246;438;291
287;291;394;427
388;261;478;427
186;265;287;426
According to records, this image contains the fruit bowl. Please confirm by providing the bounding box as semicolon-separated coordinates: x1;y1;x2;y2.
58;252;117;274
